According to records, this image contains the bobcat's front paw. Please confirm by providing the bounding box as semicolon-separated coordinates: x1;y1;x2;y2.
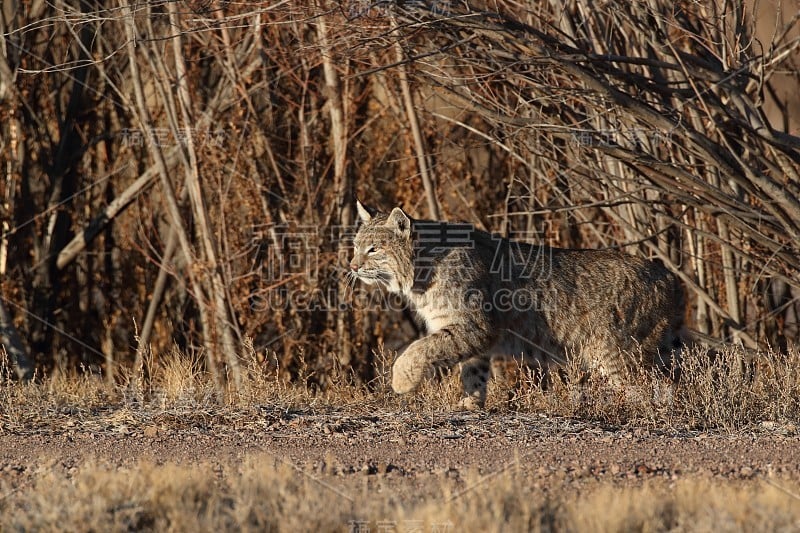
391;354;426;394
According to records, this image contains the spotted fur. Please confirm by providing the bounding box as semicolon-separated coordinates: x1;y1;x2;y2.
349;201;686;409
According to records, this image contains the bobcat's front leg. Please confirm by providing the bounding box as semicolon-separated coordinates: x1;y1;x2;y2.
391;344;432;395
391;324;494;397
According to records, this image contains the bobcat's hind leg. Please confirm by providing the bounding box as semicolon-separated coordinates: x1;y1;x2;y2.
458;357;491;410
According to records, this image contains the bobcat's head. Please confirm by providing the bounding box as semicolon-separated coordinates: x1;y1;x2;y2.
349;201;414;294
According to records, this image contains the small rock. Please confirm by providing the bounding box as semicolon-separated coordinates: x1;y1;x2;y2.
143;426;159;438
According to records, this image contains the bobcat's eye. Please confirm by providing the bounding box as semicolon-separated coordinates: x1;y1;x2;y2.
366;246;378;255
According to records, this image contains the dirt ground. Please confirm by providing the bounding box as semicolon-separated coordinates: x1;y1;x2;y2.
3;408;799;504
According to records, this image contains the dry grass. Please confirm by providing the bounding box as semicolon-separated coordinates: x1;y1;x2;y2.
2;459;800;532
2;346;800;531
490;345;800;431
1;344;799;431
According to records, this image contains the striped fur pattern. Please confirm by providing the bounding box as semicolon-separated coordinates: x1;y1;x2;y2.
349;201;687;409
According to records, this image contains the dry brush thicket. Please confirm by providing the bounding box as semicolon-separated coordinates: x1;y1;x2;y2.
1;0;799;389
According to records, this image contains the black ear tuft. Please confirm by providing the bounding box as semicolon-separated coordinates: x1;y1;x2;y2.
356;199;378;223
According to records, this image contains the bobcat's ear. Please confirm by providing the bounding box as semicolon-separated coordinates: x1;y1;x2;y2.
386;207;411;237
356;200;376;223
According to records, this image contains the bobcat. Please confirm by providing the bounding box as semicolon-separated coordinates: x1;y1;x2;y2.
349;201;687;409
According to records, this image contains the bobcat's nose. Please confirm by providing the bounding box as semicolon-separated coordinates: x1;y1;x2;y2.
349;262;359;271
